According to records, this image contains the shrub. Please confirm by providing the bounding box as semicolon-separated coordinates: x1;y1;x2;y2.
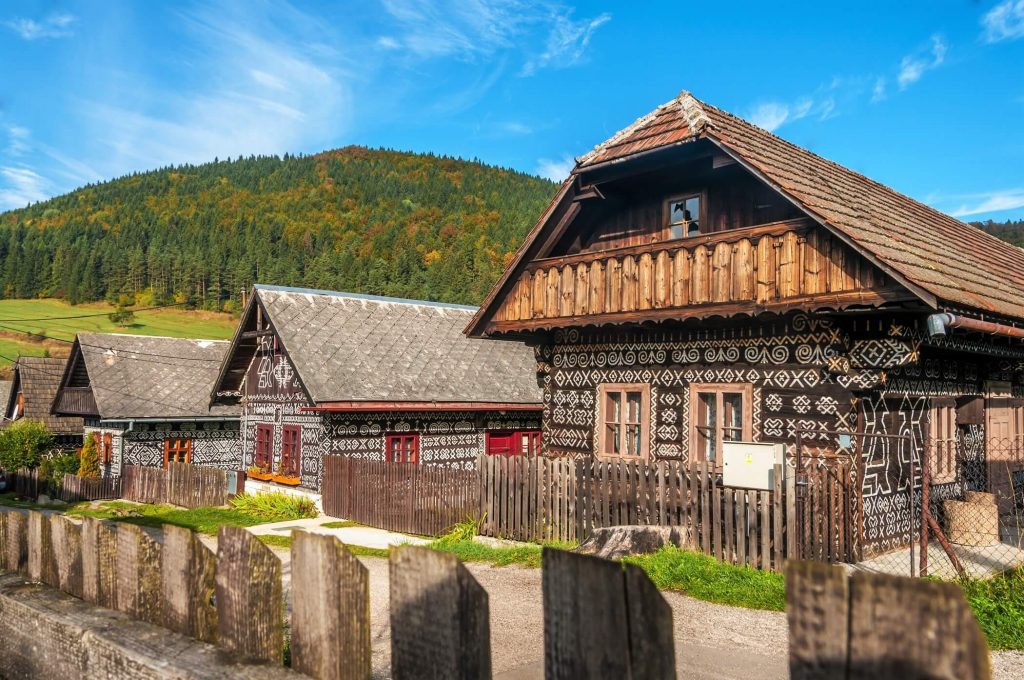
958;567;1024;650
40;451;80;489
77;434;101;478
0;420;54;471
229;491;318;522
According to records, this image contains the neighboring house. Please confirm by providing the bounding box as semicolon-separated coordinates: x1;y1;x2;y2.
5;356;83;446
211;285;542;491
466;91;1024;556
0;381;12;423
51;333;240;476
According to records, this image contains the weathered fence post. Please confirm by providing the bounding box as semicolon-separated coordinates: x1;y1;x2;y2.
290;530;370;680
115;523;163;625
786;561;850;680
1;510;26;573
81;516;118;607
389;545;491;680
543;547;675;680
786;560;991;680
27;510;57;585
162;524;217;643
51;514;83;598
215;525;283;664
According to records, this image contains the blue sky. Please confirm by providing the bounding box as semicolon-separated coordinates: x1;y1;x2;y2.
1;1;1023;221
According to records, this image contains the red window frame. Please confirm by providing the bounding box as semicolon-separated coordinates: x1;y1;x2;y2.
281;425;301;477
386;434;419;464
254;424;273;470
486;430;543;456
100;433;113;465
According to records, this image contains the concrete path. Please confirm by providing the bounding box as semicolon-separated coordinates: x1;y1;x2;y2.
245;516;430;550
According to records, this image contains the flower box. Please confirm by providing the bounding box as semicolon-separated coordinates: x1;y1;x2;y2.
272;474;301;486
248;470;273;481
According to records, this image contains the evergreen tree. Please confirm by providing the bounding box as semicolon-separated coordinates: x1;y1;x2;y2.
77;434;101;478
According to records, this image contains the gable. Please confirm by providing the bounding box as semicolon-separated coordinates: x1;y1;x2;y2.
245;332;309;403
52;341;99;416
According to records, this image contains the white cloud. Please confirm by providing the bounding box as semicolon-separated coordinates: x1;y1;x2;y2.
897;34;946;90
79;3;350;175
498;121;533;135
5;13;75;40
0;166;50;210
943;189;1024;217
5;125;30;156
749;102;791;132
871;77;887;103
379;1;609;76
982;0;1024;43
537;155;574;181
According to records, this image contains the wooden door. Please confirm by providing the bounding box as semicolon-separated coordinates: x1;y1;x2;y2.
986;381;1018;512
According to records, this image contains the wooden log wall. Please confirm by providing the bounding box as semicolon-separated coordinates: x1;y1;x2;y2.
493;222;898;328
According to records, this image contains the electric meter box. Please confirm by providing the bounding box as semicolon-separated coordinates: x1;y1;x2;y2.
722;442;785;490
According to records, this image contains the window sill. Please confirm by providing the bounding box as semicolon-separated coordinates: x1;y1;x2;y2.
272;474;301;486
248;470;273;481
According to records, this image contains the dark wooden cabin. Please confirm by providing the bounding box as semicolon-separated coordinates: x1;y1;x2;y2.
210;285;542;492
4;356;83;446
467;91;1024;558
51;333;240;475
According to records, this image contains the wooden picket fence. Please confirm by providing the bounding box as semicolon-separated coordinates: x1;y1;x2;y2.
9;467;40;498
322;455;478;536
479;455;795;571
56;473;122;502
0;506;991;679
121;463;232;508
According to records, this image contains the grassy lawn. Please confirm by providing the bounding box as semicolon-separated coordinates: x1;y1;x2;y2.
957;567;1024;650
0;298;238;367
66;500;266;534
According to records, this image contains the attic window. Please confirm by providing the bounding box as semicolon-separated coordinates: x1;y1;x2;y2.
666;194;702;239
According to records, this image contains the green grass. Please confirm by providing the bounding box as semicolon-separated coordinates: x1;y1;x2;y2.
257;534;294;550
321;520;360;529
65;500;265;534
0;298;238;367
956;568;1024;650
228;491;318;523
257;531;390;559
624;546;787;611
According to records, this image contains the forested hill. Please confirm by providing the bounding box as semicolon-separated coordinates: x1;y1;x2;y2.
973;219;1024;247
0;147;558;311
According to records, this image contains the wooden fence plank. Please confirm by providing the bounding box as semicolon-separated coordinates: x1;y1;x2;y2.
786;559;850;680
292;531;371;680
115;523;163;626
3;511;27;574
216;525;283;664
81;516;117;607
162;524;217;643
390;546;491;680
51;515;83;598
27;510;57;586
543;548;676;680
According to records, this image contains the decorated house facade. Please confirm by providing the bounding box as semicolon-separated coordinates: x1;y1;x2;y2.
211;285;542;491
5;356;84;447
466;91;1024;556
51;333;241;476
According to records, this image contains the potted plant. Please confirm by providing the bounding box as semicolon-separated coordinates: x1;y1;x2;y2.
247;463;273;481
271;462;301;486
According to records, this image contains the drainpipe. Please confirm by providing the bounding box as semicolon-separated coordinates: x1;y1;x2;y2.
927;313;1024;340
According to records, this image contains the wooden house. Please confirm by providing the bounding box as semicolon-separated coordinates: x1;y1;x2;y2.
51;333;240;476
211;285;541;491
4;356;83;446
466;91;1024;557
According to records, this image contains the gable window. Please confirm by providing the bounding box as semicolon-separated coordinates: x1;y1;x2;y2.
690;384;753;465
254;424;273;470
164;438;192;468
100;433;113;466
386;434;420;464
928;399;957;484
281;425;301;478
666;193;702;239
598;384;650;460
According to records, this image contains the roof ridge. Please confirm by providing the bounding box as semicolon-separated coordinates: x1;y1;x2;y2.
79;331;229;343
254;284;478;311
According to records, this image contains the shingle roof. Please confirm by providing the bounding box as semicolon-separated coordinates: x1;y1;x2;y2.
248;285;541;404
75;333;239;420
576;91;1024;320
7;357;83;434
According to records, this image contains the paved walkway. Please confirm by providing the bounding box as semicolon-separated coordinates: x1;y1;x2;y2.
245;516;430;550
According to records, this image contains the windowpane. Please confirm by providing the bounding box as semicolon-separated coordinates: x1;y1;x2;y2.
667;195;701;239
685;197;701;235
626;391;642;423
723;393;744;441
607;392;621;424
